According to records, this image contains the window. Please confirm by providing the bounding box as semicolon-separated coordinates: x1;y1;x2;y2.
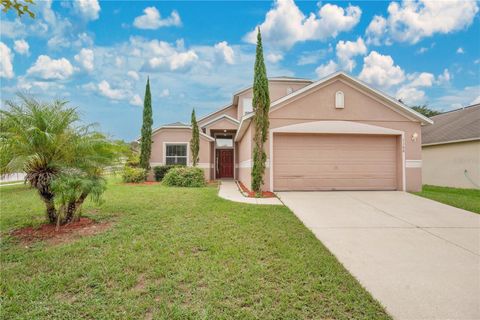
286;87;293;94
165;144;187;165
243;98;253;115
335;91;344;109
215;135;233;148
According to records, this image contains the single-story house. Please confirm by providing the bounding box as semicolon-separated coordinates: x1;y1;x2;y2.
148;71;433;192
421;104;480;189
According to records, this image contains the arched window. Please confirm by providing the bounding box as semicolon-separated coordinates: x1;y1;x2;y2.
335;91;344;109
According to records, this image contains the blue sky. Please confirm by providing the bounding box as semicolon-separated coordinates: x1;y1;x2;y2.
1;0;479;141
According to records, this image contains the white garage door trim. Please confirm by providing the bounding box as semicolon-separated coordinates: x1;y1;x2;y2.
268;121;406;192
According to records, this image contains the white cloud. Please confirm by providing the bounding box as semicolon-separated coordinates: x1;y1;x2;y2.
365;0;479;45
335;37;367;72
470;95;480;105
365;15;388;45
456;47;465;54
133;7;181;29
358;51;405;89
0;42;15;79
129;94;143;106
437;68;451;84
266;53;283;63
27;55;75;80
214;41;235;64
115;57;124;67
13;39;29;55
98;80;126;100
297;49;329;65
395;72;434;104
244;0;361;49
133;38;198;72
127;70;140;80
433;85;480;110
315;60;338;78
74;48;94;72
160;88;170;97
73;0;100;21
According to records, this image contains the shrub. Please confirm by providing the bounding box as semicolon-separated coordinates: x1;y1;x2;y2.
125;154;140;168
162;166;205;187
122;166;147;183
153;165;179;182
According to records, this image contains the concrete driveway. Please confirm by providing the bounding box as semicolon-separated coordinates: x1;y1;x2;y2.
277;191;480;320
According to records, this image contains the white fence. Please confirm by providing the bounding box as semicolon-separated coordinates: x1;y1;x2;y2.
1;173;26;183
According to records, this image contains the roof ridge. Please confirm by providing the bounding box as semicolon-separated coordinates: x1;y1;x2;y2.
433;103;480;117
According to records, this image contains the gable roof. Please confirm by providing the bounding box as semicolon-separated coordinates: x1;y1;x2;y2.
163;121;189;127
422;104;480;146
197;77;313;123
235;71;433;141
200;114;239;128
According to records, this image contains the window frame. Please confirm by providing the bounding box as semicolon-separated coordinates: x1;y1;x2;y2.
163;142;189;166
214;134;234;149
242;97;253;115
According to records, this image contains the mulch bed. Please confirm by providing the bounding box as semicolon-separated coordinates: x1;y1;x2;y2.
237;181;276;198
10;217;112;246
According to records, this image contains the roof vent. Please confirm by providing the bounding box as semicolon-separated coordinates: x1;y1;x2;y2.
335;91;344;109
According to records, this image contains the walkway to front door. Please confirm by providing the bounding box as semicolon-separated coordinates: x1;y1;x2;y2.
217;149;233;178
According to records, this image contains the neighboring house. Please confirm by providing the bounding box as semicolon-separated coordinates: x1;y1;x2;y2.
149;72;432;192
422;104;480;189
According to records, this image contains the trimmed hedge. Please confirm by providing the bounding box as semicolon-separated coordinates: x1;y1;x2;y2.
122;166;147;183
162;167;205;187
153;165;180;182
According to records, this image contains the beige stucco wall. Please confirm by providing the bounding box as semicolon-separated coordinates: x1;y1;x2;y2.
237;78;424;192
422;140;480;189
237;81;311;118
205;118;238;135
198;105;238;126
237;123;253;189
148;128;212;180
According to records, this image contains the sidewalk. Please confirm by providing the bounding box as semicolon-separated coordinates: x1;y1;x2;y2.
218;180;282;205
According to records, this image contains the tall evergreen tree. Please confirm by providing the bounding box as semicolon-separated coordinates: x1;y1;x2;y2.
139;77;153;171
251;28;270;193
190;108;199;166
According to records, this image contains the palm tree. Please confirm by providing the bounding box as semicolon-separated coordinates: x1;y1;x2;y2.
1;94;118;224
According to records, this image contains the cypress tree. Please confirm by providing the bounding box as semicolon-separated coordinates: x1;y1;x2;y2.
139;77;153;171
190;108;199;166
251;28;270;193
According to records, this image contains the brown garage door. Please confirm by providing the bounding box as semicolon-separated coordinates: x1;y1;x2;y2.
273;133;398;191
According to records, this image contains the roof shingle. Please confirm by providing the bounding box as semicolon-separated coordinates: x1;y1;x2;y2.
422;104;480;145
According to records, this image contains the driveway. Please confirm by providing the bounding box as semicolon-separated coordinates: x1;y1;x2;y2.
277;191;480;320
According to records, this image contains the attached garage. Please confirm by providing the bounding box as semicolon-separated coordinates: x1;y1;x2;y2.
269;121;405;191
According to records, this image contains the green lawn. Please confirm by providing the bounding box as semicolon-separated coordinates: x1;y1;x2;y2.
414;185;480;214
0;179;390;319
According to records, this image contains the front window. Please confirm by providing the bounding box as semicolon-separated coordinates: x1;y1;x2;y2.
215;135;233;148
243;98;253;115
165;144;187;165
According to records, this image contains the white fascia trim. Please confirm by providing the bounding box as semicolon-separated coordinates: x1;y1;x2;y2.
268;71;433;125
150;126;214;142
234;115;253;141
271;120;404;135
422;137;480;147
201;114;239;128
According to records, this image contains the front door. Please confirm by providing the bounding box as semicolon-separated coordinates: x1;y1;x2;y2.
217;149;234;178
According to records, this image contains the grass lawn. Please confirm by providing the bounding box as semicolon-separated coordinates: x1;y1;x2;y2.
1;178;390;319
414;185;480;214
